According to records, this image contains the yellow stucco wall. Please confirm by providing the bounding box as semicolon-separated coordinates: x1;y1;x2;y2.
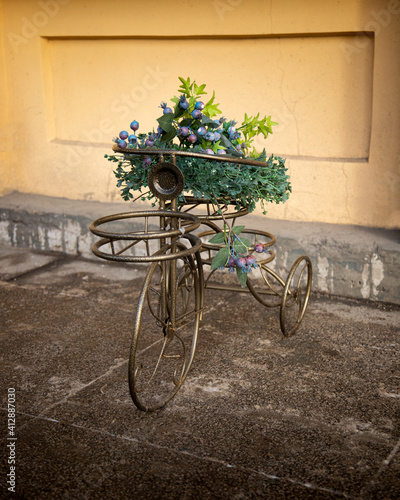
1;0;399;228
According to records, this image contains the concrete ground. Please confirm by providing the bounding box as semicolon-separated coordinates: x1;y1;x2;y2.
0;245;400;499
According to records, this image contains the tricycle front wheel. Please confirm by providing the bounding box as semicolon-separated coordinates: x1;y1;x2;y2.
128;242;202;411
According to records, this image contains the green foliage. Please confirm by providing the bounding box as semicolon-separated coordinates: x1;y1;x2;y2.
209;232;226;244
108;150;291;214
178;77;222;118
236;266;248;288
239;113;278;158
210;247;230;270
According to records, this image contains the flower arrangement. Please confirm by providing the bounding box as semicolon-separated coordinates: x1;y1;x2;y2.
106;76;291;286
107;76;291;213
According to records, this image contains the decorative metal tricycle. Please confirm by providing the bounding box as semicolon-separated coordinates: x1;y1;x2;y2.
90;149;312;412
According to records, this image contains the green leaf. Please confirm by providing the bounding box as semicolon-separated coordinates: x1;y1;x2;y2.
205;90;215;107
157;113;174;132
189;96;197;108
159;127;176;144
266;115;278;126
179;118;192;127
224;148;243;158
259;124;269;138
233;241;246;254
178;76;191;95
178;76;188;86
203;91;222;118
240;237;251;247
211;140;225;153
196;83;207;95
205;103;222;118
236;266;247;288
231;225;245;235
210;246;230;270
174;102;185;119
201;115;219;129
233;237;251;254
219;134;239;151
209;232;226;244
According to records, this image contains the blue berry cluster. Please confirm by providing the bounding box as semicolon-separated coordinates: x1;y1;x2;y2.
209;225;273;286
115;105;241;159
115;120;139;149
112;76;276;160
226;243;270;274
226;254;258;273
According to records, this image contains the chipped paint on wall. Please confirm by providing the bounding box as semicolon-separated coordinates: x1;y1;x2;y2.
371;253;384;297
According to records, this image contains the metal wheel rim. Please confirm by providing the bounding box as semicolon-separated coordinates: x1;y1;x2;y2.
280;256;312;337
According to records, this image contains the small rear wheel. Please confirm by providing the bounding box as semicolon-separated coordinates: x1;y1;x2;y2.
280;256;312;337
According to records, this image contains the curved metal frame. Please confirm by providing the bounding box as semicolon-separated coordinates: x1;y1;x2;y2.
90;210;202;263
116;144;274;168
